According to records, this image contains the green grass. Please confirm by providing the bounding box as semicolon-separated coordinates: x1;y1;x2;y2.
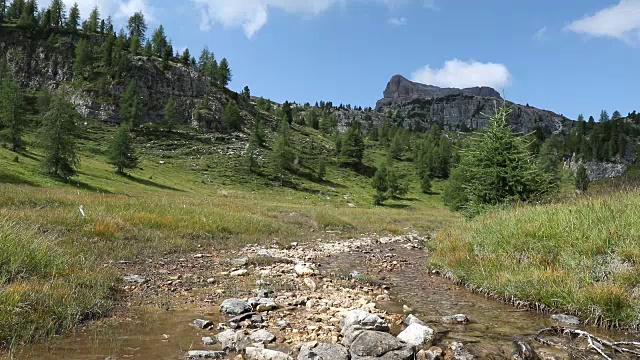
0;119;457;347
430;191;640;328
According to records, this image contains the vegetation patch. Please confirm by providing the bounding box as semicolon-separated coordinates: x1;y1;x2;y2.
430;192;640;328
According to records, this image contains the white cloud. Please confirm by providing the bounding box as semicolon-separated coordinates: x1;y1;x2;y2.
193;0;436;37
411;59;512;89
566;0;640;44
534;26;547;41
388;17;407;26
423;0;439;11
41;0;153;21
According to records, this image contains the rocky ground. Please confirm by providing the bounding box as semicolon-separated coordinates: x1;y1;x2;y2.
114;233;614;360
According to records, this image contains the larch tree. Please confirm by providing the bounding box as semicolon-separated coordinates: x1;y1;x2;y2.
66;2;79;32
127;11;146;45
0;77;26;152
107;123;138;175
163;98;177;132
39;96;79;180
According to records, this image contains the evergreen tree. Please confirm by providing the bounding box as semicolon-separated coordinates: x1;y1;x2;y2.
340;121;365;166
73;38;89;77
371;163;389;205
100;32;114;67
222;102;241;131
389;132;403;159
7;0;23;20
0;0;7;23
181;48;191;66
306;109;319;130
127;11;146;45
612;110;622;120
242;85;250;99
151;25;167;57
119;81;143;126
270;119;295;184
130;35;140;56
599;110;610;123
575;163;589;192
163;98;177;131
48;0;65;29
87;6;99;33
217;58;231;87
317;156;326;180
281;101;293;126
420;174;432;194
39;96;79;179
320;113;337;133
577;114;585;122
17;0;35;29
443;102;556;216
246;131;260;173
107;123;138;175
66;2;79;32
538;135;562;182
0;77;25;151
161;44;171;71
143;40;152;57
252;118;266;146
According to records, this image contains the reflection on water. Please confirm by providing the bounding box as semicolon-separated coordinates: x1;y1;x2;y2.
10;308;223;360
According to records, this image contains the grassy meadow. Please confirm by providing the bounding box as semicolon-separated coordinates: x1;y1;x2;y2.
0;118;456;347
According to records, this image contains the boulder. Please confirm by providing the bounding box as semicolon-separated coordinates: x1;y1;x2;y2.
397;323;435;347
248;297;278;312
216;329;252;352
220;298;252;316
403;314;426;328
417;347;443;360
340;310;390;334
298;342;349;360
202;336;215;345
192;319;214;329
349;330;415;359
245;347;293;360
249;329;276;344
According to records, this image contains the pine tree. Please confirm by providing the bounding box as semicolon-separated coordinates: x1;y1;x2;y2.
306;109;319;130
163;98;177;132
48;0;65;29
73;38;89;77
143;40;152;57
242;85;250;99
443;102;556;216
17;0;35;29
612;110;622;120
252;118;266;146
161;44;171;71
66;2;79;32
151;25;167;57
39;96;79;179
317;156;326;180
340;121;365;166
119;81;143;126
7;0;23;20
0;0;7;23
281;101;293;126
389;132;403;159
217;58;231;87
599;110;610;123
421;174;432;194
270;119;294;185
127;11;146;45
0;77;25;151
130;35;140;56
181;48;191;66
246;131;260;173
107;123;138;175
222;102;241;131
87;6;99;33
372;163;389;205
575;163;589;192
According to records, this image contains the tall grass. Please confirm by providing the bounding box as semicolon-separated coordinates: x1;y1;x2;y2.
430;191;640;328
0;219;116;347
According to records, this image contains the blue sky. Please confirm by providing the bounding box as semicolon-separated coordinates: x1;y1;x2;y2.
51;0;640;120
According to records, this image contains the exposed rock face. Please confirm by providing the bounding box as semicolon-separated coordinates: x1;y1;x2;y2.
0;27;257;132
377;75;501;108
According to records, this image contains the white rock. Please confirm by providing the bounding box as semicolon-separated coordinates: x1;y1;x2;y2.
230;269;248;276
304;278;317;292
294;264;314;276
245;347;292;360
397;323;435;347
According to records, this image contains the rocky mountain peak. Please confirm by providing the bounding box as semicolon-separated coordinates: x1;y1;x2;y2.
377;75;502;108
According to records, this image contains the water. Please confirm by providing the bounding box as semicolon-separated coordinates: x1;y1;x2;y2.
6;242;639;359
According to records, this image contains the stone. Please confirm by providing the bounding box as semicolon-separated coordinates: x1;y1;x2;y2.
441;314;469;324
304;278;317;291
231;257;249;266
349;330;415;359
220;298;252;316
277;320;291;328
298;342;349;360
376;294;391;302
445;342;474;360
185;350;226;359
257;289;273;298
227;312;257;324
397;323;435;347
402;305;413;314
403;314;426;328
202;336;215;345
245;347;293;360
294;264;314;276
192;319;214;329
230;269;248;276
550;314;580;326
251;314;264;324
513;340;537;360
217;329;253;352
417;347;443;360
340;310;390;335
293;297;308;306
248;297;278;312
249;329;276;344
123;274;147;283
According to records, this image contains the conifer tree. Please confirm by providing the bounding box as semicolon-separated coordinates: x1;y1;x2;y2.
242;85;250;99
108;123;138;175
252;118;266;146
7;0;23;20
612;110;622;120
66;2;79;32
0;77;25;151
372;163;389;205
217;58;231;87
17;0;35;29
340;121;365;166
130;35;140;56
306;109;319;130
599;110;610;123
48;0;65;29
246;131;260;173
74;38;89;77
281;101;293;126
39;96;79;179
0;0;6;23
389;132;403;159
87;6;99;33
119;81;143;126
270;119;294;185
163;98;177;132
421;174;432;194
181;48;190;66
575;163;589;192
317;156;326;180
222;102;241;131
127;11;146;45
151;25;167;57
443;102;555;216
